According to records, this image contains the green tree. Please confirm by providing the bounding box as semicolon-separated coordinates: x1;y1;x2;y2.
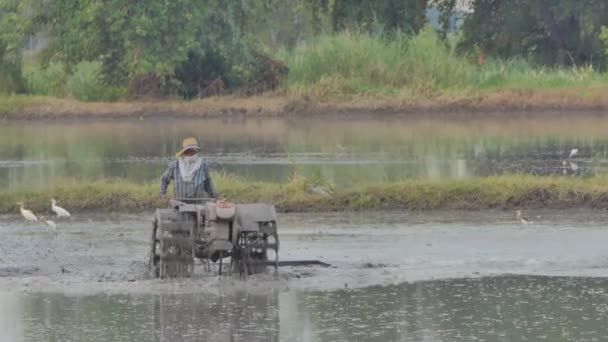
305;0;429;35
33;0;288;97
437;0;608;67
0;0;29;92
600;26;608;58
174;0;290;97
34;0;205;93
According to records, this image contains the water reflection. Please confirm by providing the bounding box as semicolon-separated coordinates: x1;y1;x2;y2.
151;291;279;342
291;276;608;341
12;290;280;342
6;275;608;341
3;116;608;190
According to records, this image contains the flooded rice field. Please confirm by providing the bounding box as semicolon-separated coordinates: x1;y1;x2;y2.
3;114;608;341
5;276;608;341
2;209;608;341
3;114;608;190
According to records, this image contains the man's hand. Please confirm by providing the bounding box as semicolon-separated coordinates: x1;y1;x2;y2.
160;193;169;205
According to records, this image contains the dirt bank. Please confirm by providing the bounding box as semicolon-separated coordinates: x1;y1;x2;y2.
3;87;608;121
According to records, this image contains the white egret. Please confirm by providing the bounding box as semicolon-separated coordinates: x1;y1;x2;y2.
17;202;38;222
516;210;531;224
40;216;57;231
568;148;578;159
310;185;332;198
51;198;71;218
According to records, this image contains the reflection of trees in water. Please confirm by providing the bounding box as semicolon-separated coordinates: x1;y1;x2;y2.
425;276;608;341
292;284;425;341
5;118;608;189
16;289;279;342
295;276;608;341
152;290;280;342
5;117;608;188
11;276;608;340
19;293;152;341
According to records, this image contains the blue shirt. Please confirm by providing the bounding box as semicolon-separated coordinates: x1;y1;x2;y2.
160;159;217;199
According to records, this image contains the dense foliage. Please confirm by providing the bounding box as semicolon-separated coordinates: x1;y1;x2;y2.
445;0;608;67
1;0;607;98
0;0;29;93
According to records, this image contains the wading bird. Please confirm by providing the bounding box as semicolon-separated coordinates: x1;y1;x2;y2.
568;148;578;159
569;161;579;171
516;210;531;224
562;160;579;174
51;198;71;218
17;202;38;222
40;216;57;231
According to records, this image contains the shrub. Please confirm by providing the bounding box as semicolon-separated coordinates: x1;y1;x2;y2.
66;61;122;101
24;61;68;96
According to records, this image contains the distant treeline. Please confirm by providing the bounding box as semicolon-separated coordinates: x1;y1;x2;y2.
1;0;607;100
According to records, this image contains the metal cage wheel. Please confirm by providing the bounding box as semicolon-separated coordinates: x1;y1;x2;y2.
149;215;160;278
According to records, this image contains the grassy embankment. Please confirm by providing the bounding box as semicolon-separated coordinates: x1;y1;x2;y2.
2;29;608;119
3;173;608;215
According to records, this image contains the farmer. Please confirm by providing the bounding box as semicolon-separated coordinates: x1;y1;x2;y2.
160;137;217;202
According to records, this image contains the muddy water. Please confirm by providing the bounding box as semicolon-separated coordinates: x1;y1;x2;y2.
3;114;608;190
2;209;608;341
4;276;608;342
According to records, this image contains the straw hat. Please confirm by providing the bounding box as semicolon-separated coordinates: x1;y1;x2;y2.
176;137;200;157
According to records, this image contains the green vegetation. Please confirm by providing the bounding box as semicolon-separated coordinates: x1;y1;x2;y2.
3;174;608;215
457;0;608;67
24;62;67;97
601;26;608;58
2;0;608;103
8;27;607;106
470;60;606;91
0;0;28;93
65;61;122;101
23;61;123;101
280;28;469;97
0;93;51;115
281;29;608;98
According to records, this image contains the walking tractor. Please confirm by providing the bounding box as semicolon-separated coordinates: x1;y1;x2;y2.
149;198;280;278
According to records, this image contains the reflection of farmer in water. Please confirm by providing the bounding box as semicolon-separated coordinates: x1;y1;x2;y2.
160;137;217;201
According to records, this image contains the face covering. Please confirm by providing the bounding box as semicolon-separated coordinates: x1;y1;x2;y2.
178;153;202;182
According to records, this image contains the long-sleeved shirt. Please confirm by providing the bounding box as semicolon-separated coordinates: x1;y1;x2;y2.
160;159;217;199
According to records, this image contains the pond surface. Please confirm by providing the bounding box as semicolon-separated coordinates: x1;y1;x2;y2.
2;113;608;190
2;209;608;341
3;275;608;342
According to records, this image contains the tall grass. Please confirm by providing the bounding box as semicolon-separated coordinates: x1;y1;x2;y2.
0;94;52;115
473;58;607;90
0;94;30;115
280;27;473;97
3;174;608;214
279;27;608;99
